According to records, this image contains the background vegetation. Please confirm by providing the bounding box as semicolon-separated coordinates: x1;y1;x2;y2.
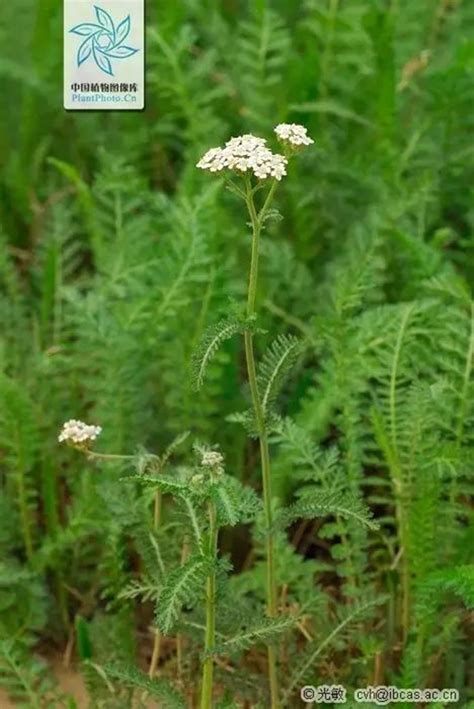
0;0;473;706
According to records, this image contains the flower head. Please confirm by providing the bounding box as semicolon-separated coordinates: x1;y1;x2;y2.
224;134;267;164
197;133;287;181
190;473;205;487
58;419;102;448
196;147;228;173
201;450;224;468
274;123;314;148
247;148;287;181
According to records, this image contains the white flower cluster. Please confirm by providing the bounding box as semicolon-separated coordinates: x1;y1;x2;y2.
58;419;102;446
201;450;224;468
197;133;287;181
190;473;205;487
274;123;314;147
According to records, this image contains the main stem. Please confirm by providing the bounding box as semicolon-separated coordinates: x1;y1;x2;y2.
200;499;217;709
149;490;162;678
244;182;279;708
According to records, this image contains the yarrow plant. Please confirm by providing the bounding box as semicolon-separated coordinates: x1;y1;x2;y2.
195;124;314;708
58;420;260;708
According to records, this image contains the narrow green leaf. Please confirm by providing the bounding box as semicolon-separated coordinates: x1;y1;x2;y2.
104;662;185;708
210;615;297;656
290;99;374;127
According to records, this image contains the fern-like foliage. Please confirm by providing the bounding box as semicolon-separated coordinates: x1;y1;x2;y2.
283;595;387;703
213;474;261;527
156;554;211;634
229;7;291;132
104;662;185;708
0;375;40;559
280;492;379;532
0;640;64;708
258;334;302;418
191;317;242;390
210;615;297;657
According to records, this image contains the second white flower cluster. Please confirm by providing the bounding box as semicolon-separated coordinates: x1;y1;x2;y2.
197;124;313;181
58;419;102;446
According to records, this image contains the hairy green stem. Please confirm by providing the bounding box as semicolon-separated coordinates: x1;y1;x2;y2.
177;535;190;682
244;181;280;708
200;499;217;709
149;489;162;679
389;304;414;641
455;301;474;447
86;451;134;461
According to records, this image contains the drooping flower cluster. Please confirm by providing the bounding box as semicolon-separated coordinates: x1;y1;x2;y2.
58;419;102;447
197;133;287;181
201;450;224;468
274;123;314;147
